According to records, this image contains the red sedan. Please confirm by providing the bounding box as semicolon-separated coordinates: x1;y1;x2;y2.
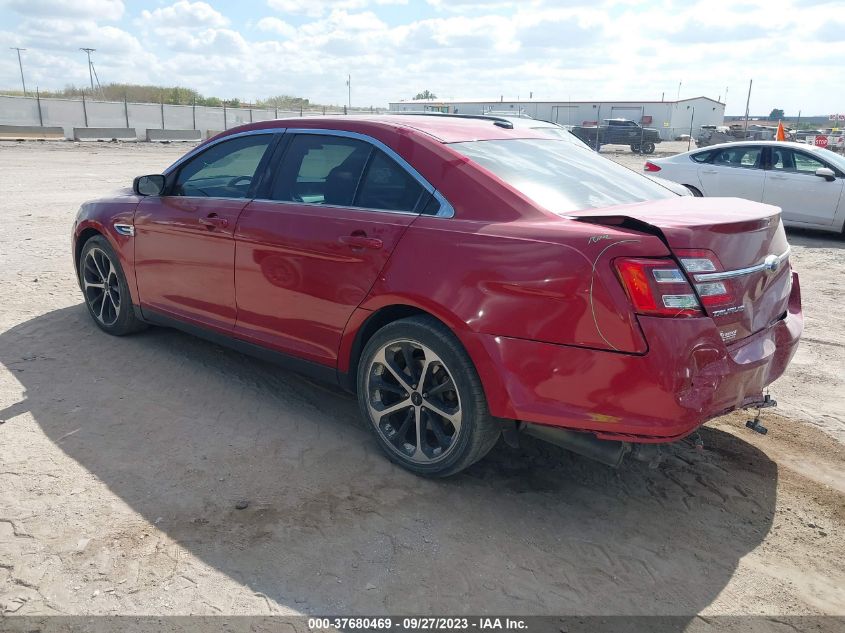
72;114;802;476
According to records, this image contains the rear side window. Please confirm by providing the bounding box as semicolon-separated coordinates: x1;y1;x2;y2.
272;134;426;212
272;134;371;206
356;150;424;212
690;150;714;163
174;134;274;198
451;138;673;214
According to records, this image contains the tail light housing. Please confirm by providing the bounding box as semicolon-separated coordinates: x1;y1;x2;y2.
675;249;736;309
615;258;702;317
643;161;661;172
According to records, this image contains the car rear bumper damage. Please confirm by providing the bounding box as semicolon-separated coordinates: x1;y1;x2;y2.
472;272;803;443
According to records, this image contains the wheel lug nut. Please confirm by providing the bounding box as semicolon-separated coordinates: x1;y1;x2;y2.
412;384;418;389
423;393;428;398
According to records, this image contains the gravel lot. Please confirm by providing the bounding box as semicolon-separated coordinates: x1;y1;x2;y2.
0;140;843;620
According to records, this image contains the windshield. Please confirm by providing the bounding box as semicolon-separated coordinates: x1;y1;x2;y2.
812;146;845;172
451;138;675;213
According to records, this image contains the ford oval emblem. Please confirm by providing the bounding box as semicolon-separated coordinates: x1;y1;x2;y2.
763;254;780;274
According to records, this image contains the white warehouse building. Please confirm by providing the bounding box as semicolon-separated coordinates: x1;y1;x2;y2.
388;97;725;141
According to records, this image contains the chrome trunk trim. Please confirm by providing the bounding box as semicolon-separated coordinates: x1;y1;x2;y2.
693;246;790;282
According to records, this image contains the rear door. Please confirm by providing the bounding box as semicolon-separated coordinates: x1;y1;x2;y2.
698;144;765;200
763;146;844;227
233;131;430;366
134;132;277;330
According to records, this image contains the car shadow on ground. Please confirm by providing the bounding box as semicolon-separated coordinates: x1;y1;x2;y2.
0;305;778;619
786;227;844;249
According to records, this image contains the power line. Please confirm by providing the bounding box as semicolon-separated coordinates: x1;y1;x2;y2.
10;47;27;95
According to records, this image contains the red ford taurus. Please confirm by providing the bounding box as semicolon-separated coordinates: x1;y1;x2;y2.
72;114;802;476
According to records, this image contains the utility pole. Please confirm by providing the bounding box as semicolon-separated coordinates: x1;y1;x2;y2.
743;79;753;138
10;47;27;95
677;80;682;101
346;74;351;110
80;48;96;94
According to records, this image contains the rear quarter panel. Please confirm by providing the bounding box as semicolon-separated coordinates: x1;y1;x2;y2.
362;215;671;353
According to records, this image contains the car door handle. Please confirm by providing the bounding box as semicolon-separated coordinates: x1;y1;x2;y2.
768;175;787;180
198;214;229;229
701;169;718;174
339;235;383;250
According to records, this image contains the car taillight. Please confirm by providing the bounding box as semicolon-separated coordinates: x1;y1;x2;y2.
643;161;661;172
675;249;735;309
615;258;702;317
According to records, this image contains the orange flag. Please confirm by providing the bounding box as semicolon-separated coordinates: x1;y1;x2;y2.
776;121;786;141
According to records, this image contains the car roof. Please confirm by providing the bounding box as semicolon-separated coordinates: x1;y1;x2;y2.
218;114;551;144
689;140;829;154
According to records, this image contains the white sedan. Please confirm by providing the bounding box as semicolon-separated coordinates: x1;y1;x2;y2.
644;141;845;233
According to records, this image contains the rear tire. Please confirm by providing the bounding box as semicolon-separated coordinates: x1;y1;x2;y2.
78;235;146;336
357;316;500;477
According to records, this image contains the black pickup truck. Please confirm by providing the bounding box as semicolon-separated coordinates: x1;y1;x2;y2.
571;118;663;153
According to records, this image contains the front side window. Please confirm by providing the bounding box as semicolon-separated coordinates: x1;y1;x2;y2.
173;134;274;198
771;148;826;174
711;146;762;169
451;138;674;214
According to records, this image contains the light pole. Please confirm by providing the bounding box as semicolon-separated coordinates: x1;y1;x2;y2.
10;47;27;95
80;48;96;94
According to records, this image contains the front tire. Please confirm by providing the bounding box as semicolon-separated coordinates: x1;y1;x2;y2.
642;142;656;154
78;235;146;336
357;316;500;477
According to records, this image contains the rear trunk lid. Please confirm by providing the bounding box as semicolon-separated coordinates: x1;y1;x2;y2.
570;197;792;344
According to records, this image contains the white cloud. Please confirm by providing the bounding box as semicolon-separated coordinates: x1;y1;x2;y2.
1;0;843;114
267;0;406;18
3;0;124;20
140;1;229;28
256;16;296;37
15;18;143;54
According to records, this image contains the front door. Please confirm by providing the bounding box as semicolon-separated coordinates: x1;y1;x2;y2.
233;132;429;366
763;147;844;227
134;133;277;330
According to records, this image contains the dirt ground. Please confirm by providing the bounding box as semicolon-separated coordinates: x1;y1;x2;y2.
0;141;843;620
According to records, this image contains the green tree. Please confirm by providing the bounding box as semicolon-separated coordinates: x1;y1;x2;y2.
769;108;785;119
414;90;437;100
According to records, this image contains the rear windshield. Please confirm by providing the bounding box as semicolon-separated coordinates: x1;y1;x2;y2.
451;138;674;214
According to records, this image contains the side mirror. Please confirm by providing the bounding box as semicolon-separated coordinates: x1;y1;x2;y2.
815;167;836;182
133;174;166;196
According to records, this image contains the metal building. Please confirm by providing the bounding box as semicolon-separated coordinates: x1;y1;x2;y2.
388;97;725;141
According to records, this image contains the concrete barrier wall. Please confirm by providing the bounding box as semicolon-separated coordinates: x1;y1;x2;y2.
73;127;137;142
146;128;202;142
0;94;361;140
0;124;64;140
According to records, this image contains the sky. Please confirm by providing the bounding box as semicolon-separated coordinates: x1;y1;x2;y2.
0;0;843;115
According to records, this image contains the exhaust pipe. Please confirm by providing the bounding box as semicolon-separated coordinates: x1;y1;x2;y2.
522;424;631;468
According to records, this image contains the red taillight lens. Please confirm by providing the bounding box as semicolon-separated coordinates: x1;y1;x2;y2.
615;258;702;317
675;249;736;309
643;161;661;172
